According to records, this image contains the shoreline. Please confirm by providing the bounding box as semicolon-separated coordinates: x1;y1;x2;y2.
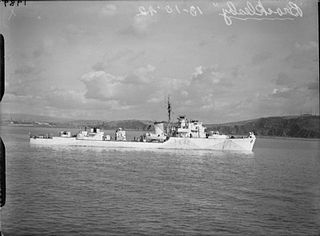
257;135;320;141
1;124;320;141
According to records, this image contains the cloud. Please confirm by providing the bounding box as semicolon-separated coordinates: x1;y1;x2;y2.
79;63;224;114
91;49;132;70
92;62;106;71
107;49;132;62
230;66;244;80
81;71;124;101
251;51;272;66
157;65;239;116
303;81;319;96
294;41;317;51
193;66;204;77
28;39;54;60
272;69;317;93
226;34;237;45
7;63;43;96
198;40;208;47
127;64;155;84
191;65;233;87
285;41;318;69
63;24;86;36
2;87;133;119
43;88;86;109
80;65;164;106
33;46;46;59
267;85;318;114
133;15;153;32
226;82;318;120
274;72;291;86
306;82;318;91
2;93;37;104
100;4;117;16
271;87;293;98
92;49;145;71
14;64;40;75
120;15;158;36
126;50;146;63
62;24;87;44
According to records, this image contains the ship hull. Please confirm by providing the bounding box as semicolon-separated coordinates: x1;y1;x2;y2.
30;136;256;151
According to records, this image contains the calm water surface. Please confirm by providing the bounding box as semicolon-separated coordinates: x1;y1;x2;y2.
1;126;320;235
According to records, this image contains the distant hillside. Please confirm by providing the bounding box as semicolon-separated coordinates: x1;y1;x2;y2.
40;119;155;131
206;115;320;138
56;120;155;131
101;120;154;131
1;113;71;123
2;113;319;138
1;113;154;130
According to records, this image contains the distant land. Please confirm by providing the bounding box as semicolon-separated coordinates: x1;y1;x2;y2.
1;113;319;138
205;115;320;139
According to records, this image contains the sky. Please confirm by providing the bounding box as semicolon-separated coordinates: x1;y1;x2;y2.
0;0;318;123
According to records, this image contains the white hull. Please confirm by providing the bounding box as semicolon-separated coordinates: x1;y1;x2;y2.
30;136;256;151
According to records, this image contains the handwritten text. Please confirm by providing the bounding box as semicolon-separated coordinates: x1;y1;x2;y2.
219;0;303;25
1;0;26;7
136;1;303;26
137;5;203;17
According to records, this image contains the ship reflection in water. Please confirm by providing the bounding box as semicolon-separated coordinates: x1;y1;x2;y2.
30;143;256;158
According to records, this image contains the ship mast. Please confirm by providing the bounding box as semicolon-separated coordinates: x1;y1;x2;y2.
167;96;172;136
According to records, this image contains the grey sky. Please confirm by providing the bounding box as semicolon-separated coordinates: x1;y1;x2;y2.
0;0;318;123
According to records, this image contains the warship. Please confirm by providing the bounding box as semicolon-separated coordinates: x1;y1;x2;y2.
30;99;256;151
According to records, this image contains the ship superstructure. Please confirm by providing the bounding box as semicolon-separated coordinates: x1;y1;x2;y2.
173;115;206;138
77;128;105;141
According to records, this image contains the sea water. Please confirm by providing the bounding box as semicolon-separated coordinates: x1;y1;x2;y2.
1;126;319;235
